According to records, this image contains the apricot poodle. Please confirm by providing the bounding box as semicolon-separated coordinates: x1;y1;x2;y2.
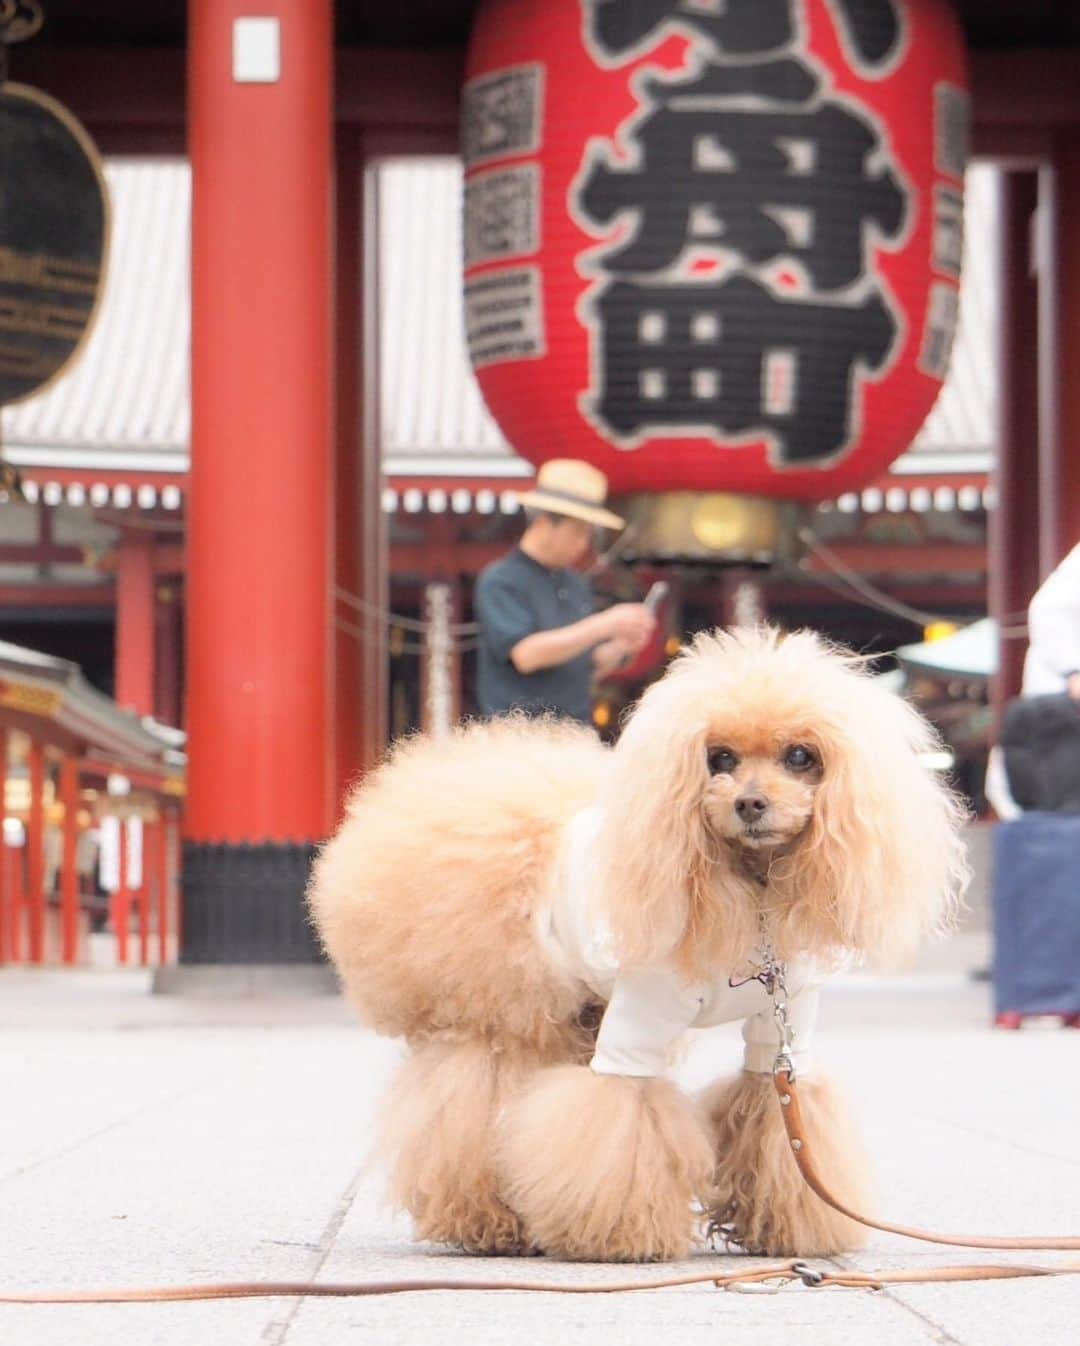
308;627;967;1261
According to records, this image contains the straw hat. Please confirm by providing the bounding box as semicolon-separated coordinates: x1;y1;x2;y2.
517;459;625;531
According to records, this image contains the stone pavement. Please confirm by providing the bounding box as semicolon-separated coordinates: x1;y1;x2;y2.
1;962;1078;1346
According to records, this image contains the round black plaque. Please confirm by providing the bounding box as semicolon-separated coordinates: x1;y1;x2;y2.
0;80;108;405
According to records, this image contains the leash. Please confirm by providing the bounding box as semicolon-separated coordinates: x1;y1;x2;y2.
4;1258;1080;1305
5;959;1079;1305
774;1070;1080;1251
761;951;1080;1257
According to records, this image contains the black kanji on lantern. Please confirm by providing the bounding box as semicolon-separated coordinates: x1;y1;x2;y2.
827;0;903;73
588;275;897;464
582;0;795;63
575;57;907;289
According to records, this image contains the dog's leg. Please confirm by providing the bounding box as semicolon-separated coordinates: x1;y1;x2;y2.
495;1064;714;1261
701;1069;873;1256
377;1037;545;1254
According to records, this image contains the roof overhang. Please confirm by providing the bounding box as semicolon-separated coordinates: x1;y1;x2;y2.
0;640;185;785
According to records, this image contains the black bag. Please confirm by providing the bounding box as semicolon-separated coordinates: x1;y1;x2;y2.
1000;694;1080;812
992;814;1080;1017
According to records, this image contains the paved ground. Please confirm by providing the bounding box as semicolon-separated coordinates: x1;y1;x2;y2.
1;958;1078;1346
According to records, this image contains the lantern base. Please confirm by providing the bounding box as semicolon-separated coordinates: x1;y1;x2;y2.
612;493;805;565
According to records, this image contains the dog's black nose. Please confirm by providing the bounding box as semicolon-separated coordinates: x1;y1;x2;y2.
735;793;769;821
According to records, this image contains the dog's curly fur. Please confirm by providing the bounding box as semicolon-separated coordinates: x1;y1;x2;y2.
308;627;968;1261
702;1070;874;1256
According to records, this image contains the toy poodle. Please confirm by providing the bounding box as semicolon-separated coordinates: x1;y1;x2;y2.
308;627;968;1261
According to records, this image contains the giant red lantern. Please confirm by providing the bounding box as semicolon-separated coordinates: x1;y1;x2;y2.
463;0;968;502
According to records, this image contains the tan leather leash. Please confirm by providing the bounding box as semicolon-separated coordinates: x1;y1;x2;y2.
4;1257;1080;1305
774;1069;1080;1251
761;946;1080;1254
0;1268;802;1305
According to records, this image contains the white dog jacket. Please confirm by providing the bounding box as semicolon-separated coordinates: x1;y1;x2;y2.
536;808;821;1079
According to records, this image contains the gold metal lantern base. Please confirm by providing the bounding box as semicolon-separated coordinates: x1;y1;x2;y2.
612;492;805;566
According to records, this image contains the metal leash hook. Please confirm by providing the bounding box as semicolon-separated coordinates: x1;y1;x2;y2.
725;1261;830;1294
770;963;797;1082
791;1261;827;1287
754;926;797;1081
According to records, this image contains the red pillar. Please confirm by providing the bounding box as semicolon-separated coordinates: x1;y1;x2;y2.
185;0;332;965
27;741;45;964
115;533;156;716
333;130;364;809
336;137;388;799
8;831;21;964
991;171;1042;724
188;0;332;842
60;756;80;965
138;812;150;963
333;135;390;807
1039;133;1080;574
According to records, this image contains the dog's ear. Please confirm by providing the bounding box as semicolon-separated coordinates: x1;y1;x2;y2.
782;679;969;969
592;678;716;967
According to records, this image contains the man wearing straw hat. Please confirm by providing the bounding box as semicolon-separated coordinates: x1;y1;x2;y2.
474;460;656;724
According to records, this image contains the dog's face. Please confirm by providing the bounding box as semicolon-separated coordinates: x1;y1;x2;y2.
701;725;824;855
598;628;968;975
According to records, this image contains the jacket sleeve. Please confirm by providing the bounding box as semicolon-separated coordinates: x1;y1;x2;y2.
1027;542;1080;681
590;967;704;1077
741;983;820;1076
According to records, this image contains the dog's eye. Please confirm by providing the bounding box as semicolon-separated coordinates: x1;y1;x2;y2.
783;744;817;772
707;747;739;775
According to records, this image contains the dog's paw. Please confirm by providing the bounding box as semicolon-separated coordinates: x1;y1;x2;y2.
495;1064;713;1261
411;1194;530;1257
702;1069;873;1256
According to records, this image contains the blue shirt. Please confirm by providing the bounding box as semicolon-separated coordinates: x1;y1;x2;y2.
475;547;595;722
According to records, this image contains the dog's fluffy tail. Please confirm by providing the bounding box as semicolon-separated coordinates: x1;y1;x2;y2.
307;715;607;1051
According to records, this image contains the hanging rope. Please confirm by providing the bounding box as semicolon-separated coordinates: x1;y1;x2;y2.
798;529;1028;639
334;586;479;636
335;615;479;657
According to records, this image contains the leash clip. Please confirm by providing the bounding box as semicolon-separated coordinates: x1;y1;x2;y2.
772;1051;795;1081
758;933;797;1081
727;1263;826;1294
791;1261;827;1287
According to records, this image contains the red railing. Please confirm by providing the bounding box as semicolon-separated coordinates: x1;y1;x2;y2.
0;804;181;970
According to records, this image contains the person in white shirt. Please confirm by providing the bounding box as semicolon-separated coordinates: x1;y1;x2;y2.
1021;540;1080;698
987;540;1080;818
